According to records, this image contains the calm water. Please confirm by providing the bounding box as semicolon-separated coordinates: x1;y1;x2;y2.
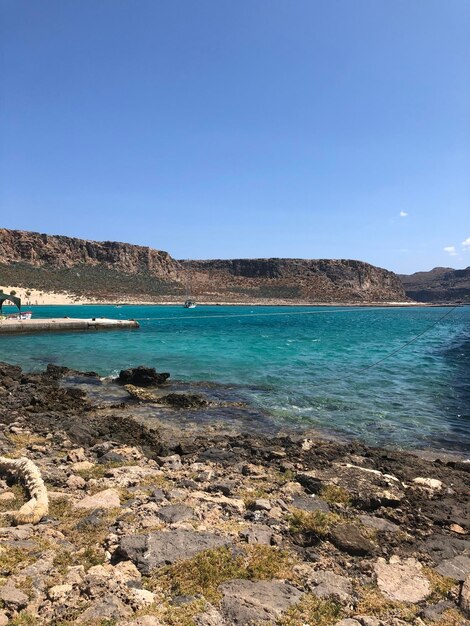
1;305;469;452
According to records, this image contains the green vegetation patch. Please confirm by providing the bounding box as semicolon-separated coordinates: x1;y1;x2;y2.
150;544;297;603
277;593;343;626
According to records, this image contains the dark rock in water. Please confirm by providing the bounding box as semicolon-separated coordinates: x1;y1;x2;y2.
329;523;376;556
291;494;330;513
45;364;70;379
160;392;208;408
117;529;232;574
219;579;304;625
116;366;170;387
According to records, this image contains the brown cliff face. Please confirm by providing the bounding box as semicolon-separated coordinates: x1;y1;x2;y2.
0;228;179;279
400;267;470;303
181;258;407;302
0;228;407;302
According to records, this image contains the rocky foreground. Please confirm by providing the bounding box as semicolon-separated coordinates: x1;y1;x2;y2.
0;364;469;626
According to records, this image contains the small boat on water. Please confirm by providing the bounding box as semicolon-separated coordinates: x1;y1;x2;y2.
0;293;32;320
183;262;197;309
7;311;33;320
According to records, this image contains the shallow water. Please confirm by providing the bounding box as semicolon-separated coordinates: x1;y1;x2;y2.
1;304;469;451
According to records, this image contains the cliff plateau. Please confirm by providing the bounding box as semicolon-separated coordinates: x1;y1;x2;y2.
0;228;407;303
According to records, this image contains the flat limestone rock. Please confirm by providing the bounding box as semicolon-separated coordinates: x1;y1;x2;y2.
118;529;232;575
219;579;303;625
436;554;470;582
291;494;330;513
359;515;400;533
74;488;121;510
374;556;431;603
307;570;353;601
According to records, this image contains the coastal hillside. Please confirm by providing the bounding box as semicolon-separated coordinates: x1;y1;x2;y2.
0;228;407;302
400;267;470;303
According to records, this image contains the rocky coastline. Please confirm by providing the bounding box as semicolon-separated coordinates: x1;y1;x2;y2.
0;363;469;626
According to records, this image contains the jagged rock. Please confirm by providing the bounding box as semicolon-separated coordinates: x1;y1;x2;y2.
461;573;470;617
374;556;431;602
0;610;8;626
329;523;376;556
307;570;353;601
117;366;170;387
436;554;470;582
77;596;133;622
74;488;121;510
66;475;86;490
156;454;182;470
412;477;443;490
47;584;73;602
157;504;194;523
118;529;232;575
0;585;29;610
219;579;304;625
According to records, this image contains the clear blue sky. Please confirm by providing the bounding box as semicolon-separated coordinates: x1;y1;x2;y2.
1;0;469;274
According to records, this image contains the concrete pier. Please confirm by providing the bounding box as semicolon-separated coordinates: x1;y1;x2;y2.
0;317;140;335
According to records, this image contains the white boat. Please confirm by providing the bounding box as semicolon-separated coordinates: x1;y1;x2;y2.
183;263;197;308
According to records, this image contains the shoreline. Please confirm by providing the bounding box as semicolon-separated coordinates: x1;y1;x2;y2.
0;285;462;307
0;361;469;625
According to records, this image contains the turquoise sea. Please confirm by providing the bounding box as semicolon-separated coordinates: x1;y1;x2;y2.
1;305;469;452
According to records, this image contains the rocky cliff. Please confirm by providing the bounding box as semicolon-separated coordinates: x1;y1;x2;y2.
0;228;179;279
0;228;407;302
181;258;407;302
400;267;470;303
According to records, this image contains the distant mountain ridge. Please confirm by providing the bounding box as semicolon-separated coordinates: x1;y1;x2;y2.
0;228;407;303
400;266;470;303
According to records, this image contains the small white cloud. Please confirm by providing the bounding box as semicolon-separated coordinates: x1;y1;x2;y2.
443;246;458;256
462;237;470;248
399;211;408;217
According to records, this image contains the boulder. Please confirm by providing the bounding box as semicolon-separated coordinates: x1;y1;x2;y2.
0;585;29;610
74;488;121;510
219;579;303;625
118;529;232;575
157;504;194;524
329;523;376;556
